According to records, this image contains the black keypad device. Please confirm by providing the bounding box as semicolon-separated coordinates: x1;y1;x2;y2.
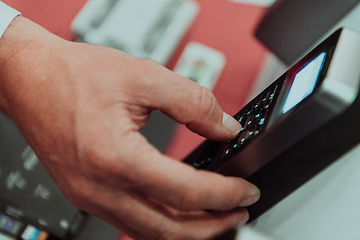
183;28;360;223
226;85;278;156
187;83;280;170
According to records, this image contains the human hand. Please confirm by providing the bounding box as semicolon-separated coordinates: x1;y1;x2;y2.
0;17;260;240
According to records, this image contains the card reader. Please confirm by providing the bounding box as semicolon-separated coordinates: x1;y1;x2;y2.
183;28;360;221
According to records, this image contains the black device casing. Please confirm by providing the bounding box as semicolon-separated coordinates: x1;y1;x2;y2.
184;28;360;221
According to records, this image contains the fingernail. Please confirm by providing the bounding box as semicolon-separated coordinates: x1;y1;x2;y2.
222;112;241;135
240;186;261;207
238;211;250;227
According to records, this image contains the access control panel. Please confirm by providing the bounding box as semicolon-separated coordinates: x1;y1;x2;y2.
184;28;360;221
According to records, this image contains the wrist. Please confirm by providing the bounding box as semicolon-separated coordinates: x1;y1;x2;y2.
0;16;65;117
0;16;78;160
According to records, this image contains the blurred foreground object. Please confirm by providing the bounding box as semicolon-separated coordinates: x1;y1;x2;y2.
0;113;119;240
72;0;199;65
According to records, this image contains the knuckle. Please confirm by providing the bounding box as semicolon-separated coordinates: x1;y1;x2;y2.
221;179;244;210
139;58;162;75
143;58;161;66
178;189;199;210
227;190;241;209
191;86;217;120
136;58;167;90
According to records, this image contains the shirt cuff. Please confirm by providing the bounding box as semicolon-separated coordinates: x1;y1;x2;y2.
0;1;21;39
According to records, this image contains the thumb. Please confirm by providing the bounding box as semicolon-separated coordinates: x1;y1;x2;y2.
144;63;241;141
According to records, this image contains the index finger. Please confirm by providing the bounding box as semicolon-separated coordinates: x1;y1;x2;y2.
132;59;241;141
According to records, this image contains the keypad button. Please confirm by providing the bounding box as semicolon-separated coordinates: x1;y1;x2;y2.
193;157;213;169
268;93;274;102
232;141;239;149
254;112;261;121
225;84;278;151
244;115;254;129
221;144;231;159
252;100;261;112
263;99;271;109
252;102;261;115
237;131;248;145
247;124;256;139
239;114;247;126
193;162;199;168
258;117;265;126
200;158;212;169
261;92;269;106
243;109;251;120
269;85;278;101
231;135;240;149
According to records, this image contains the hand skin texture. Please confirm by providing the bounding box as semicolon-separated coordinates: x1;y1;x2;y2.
0;17;260;240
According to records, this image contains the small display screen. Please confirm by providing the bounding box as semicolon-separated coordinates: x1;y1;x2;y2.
282;52;327;113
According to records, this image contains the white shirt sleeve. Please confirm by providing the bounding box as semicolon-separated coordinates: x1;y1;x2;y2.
0;1;21;39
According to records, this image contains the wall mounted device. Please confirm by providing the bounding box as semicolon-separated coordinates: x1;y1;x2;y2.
184;28;360;221
71;0;199;66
